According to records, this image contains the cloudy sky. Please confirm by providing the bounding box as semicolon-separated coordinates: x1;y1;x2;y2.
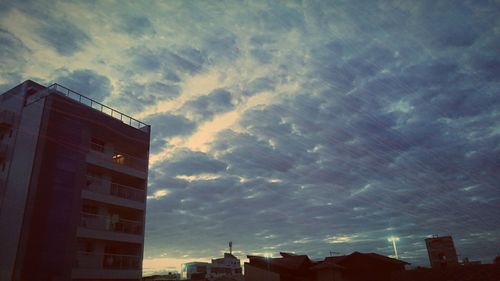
1;0;500;274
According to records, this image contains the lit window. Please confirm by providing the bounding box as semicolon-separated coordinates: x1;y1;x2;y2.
112;154;125;165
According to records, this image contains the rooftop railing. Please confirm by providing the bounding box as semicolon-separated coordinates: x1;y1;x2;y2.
26;83;148;129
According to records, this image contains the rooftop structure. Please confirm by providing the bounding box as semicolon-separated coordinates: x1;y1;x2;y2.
425;235;459;269
181;253;243;281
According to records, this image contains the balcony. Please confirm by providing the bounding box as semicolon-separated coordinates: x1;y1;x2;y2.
80;212;142;235
77;213;143;243
83;176;145;209
87;148;148;179
76;251;141;270
72;252;142;279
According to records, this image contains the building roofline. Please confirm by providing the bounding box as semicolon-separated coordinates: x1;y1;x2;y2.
27;83;149;130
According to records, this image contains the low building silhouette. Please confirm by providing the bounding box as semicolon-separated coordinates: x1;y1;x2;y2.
244;251;408;281
391;263;500;281
143;272;181;280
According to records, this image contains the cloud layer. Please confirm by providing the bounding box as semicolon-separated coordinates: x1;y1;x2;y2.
1;0;499;274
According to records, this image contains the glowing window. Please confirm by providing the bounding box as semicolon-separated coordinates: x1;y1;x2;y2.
112;154;125;165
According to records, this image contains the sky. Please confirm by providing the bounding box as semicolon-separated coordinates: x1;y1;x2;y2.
1;0;500;275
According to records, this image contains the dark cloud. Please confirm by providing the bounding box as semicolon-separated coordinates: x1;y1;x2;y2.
182;88;234;121
53;69;111;101
211;130;295;176
127;46;206;79
117;15;155;37
109;82;153;113
145;113;197;153
146;82;181;100
129;47;161;72
37;19;90;56
154;148;227;177
250;49;273;64
108;80;181;114
417;1;481;47
202;30;239;64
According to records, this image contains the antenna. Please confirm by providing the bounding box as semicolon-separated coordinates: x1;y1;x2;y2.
229;241;233;254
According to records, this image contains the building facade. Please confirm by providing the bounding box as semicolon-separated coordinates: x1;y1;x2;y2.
425;235;459;269
0;81;150;281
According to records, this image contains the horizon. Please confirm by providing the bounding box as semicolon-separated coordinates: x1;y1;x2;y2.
1;0;499;276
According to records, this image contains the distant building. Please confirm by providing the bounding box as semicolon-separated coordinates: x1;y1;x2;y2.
0;81;150;281
181;253;243;281
245;252;315;281
425;235;459;268
143;272;181;280
181;262;211;280
494;255;500;265
245;251;408;281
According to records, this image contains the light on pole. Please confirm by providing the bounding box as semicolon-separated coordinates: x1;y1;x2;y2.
388;236;400;259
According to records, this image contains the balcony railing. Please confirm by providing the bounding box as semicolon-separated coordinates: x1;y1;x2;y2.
89;147;148;171
26;83;148;129
85;176;145;202
76;251;141;270
80;212;142;235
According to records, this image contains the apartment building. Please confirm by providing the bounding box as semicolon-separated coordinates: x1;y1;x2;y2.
0;80;150;281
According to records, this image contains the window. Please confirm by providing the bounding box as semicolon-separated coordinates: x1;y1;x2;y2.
90;138;105;152
112;154;125;165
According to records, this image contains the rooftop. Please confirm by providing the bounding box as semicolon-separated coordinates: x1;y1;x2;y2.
26;83;148;130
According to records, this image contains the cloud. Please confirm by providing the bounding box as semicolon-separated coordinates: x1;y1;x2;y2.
1;0;500;271
146;82;181;100
145;113;197;153
116;15;155;37
37;19;91;56
154;148;227;177
243;77;276;97
52;69;111;101
181;88;235;121
0;29;30;91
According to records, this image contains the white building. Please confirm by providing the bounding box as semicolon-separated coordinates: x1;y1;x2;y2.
181;253;243;280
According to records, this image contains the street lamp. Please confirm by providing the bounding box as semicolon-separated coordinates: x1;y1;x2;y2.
265;253;272;271
388;236;400;259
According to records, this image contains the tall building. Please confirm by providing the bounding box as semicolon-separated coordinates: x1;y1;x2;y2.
0;80;151;281
425;235;459;268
